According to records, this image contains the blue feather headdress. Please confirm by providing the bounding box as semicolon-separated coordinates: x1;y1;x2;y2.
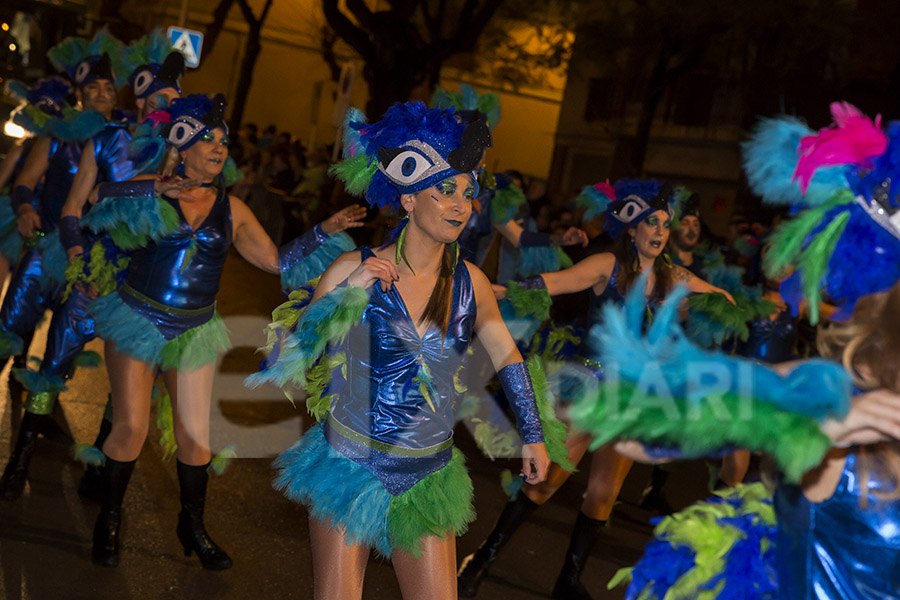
47;27;125;88
330;102;491;209
603;178;674;239
430;83;502;131
744;101;900;322
122;29;185;99
5;77;107;141
163;93;228;151
672;186;699;220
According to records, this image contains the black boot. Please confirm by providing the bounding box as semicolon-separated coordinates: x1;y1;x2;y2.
457;490;539;597
91;456;136;567
639;466;673;515
175;461;232;571
0;412;43;500
78;417;113;504
551;512;606;600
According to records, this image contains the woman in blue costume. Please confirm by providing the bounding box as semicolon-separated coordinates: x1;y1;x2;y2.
0;33;120;499
459;178;734;600
248;101;552;600
79;93;362;570
584;101;900;600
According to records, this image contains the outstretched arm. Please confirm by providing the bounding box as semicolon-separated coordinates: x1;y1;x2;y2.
678;266;736;304
470;261;550;483
538;252;615;296
231;195;280;274
494;219;589;249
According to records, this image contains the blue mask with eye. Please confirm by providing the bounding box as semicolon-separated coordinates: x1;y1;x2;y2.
164;93;229;151
604;179;675;239
340;102;491;209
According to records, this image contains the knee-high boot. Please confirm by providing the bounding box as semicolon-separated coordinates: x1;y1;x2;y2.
175;461;232;571
551;512;606;600
78;401;113;503
457;490;539;597
0;411;44;500
91;456;136;567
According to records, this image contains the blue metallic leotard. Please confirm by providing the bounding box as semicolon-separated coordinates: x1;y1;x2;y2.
324;247;475;494
775;445;900;599
119;187;232;338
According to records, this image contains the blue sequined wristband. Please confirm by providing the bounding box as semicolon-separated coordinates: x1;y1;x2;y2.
515;275;546;290
519;230;553;247
59;215;87;250
11;185;34;212
498;361;544;445
97;179;157;202
278;223;328;273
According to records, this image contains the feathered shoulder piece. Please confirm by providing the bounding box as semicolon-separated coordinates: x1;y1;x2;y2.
569;273;851;483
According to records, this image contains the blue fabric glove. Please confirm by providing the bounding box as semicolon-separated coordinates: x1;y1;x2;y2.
498;361;544;445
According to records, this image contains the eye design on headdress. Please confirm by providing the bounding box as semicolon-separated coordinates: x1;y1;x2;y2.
132;68;155;97
611;194;652;225
75;61;91;85
377;140;451;188
168;116;206;148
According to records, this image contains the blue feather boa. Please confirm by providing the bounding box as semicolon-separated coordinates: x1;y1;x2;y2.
38;230;68;287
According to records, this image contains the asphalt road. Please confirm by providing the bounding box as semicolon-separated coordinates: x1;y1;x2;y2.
0;249;713;600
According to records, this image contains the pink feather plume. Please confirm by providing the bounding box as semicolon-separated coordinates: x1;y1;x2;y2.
792;101;887;193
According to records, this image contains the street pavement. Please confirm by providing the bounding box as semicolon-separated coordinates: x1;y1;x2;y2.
0;250;713;600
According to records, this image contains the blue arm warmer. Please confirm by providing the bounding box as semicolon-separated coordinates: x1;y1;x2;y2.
498;361;544;445
58;215;87;250
278;224;327;273
518;230;553;247
97;179;156;202
515;275;547;290
11;185;34;213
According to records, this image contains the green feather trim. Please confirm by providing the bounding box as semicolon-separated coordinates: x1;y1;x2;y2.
221;157;244;187
63;240;131;300
72;443;105;466
387;448;475;556
500;468;524;498
569;380;831;483
71;350;102;370
209;445;237;475
260;285;317;355
505;281;551;321
108;198;180;249
798;211;850;324
526;356;574;470
305;352;346;421
154;386;178;460
490;184;526;225
159;312;231;372
556;247;573;269
329;154;377;197
763;190;854;280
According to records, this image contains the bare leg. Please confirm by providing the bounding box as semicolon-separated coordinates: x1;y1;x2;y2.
522;430;592;505
309;518;369;600
581;444;634;521
393;534;457;600
718;450;751;486
163;364;216;466
102;341;154;462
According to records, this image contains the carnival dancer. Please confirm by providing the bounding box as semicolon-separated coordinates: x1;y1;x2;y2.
0;31;123;500
0;76;76;286
246;101;563;600
80;92;363;569
585;101;900;600
458;178;735;599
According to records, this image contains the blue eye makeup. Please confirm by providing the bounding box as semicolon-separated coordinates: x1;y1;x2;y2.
464;181;475;201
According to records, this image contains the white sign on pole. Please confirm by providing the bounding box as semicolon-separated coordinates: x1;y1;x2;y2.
167;26;204;69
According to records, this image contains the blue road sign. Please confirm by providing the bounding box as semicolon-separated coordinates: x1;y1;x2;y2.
168;26;204;69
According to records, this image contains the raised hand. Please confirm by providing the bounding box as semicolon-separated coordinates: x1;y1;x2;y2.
347;256;400;292
321;204;367;234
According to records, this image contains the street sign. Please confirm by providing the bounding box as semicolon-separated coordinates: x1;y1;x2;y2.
167;26;204;68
